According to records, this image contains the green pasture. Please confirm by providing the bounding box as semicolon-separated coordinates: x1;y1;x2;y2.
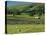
7;24;44;34
7;15;45;34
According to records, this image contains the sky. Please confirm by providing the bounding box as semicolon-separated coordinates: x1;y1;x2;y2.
7;1;32;6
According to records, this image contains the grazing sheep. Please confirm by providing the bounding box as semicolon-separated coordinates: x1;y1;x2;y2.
34;16;40;19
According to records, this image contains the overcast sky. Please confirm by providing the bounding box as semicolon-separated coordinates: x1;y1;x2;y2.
7;1;32;6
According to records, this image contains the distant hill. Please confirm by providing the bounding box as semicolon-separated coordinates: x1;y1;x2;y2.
7;3;44;16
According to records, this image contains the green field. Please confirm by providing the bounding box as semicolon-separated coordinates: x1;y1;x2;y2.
7;24;44;34
7;15;45;34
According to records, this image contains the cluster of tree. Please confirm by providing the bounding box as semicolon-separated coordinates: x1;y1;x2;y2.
7;3;44;16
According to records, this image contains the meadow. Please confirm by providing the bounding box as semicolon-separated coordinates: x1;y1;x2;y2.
7;24;44;34
7;15;45;34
